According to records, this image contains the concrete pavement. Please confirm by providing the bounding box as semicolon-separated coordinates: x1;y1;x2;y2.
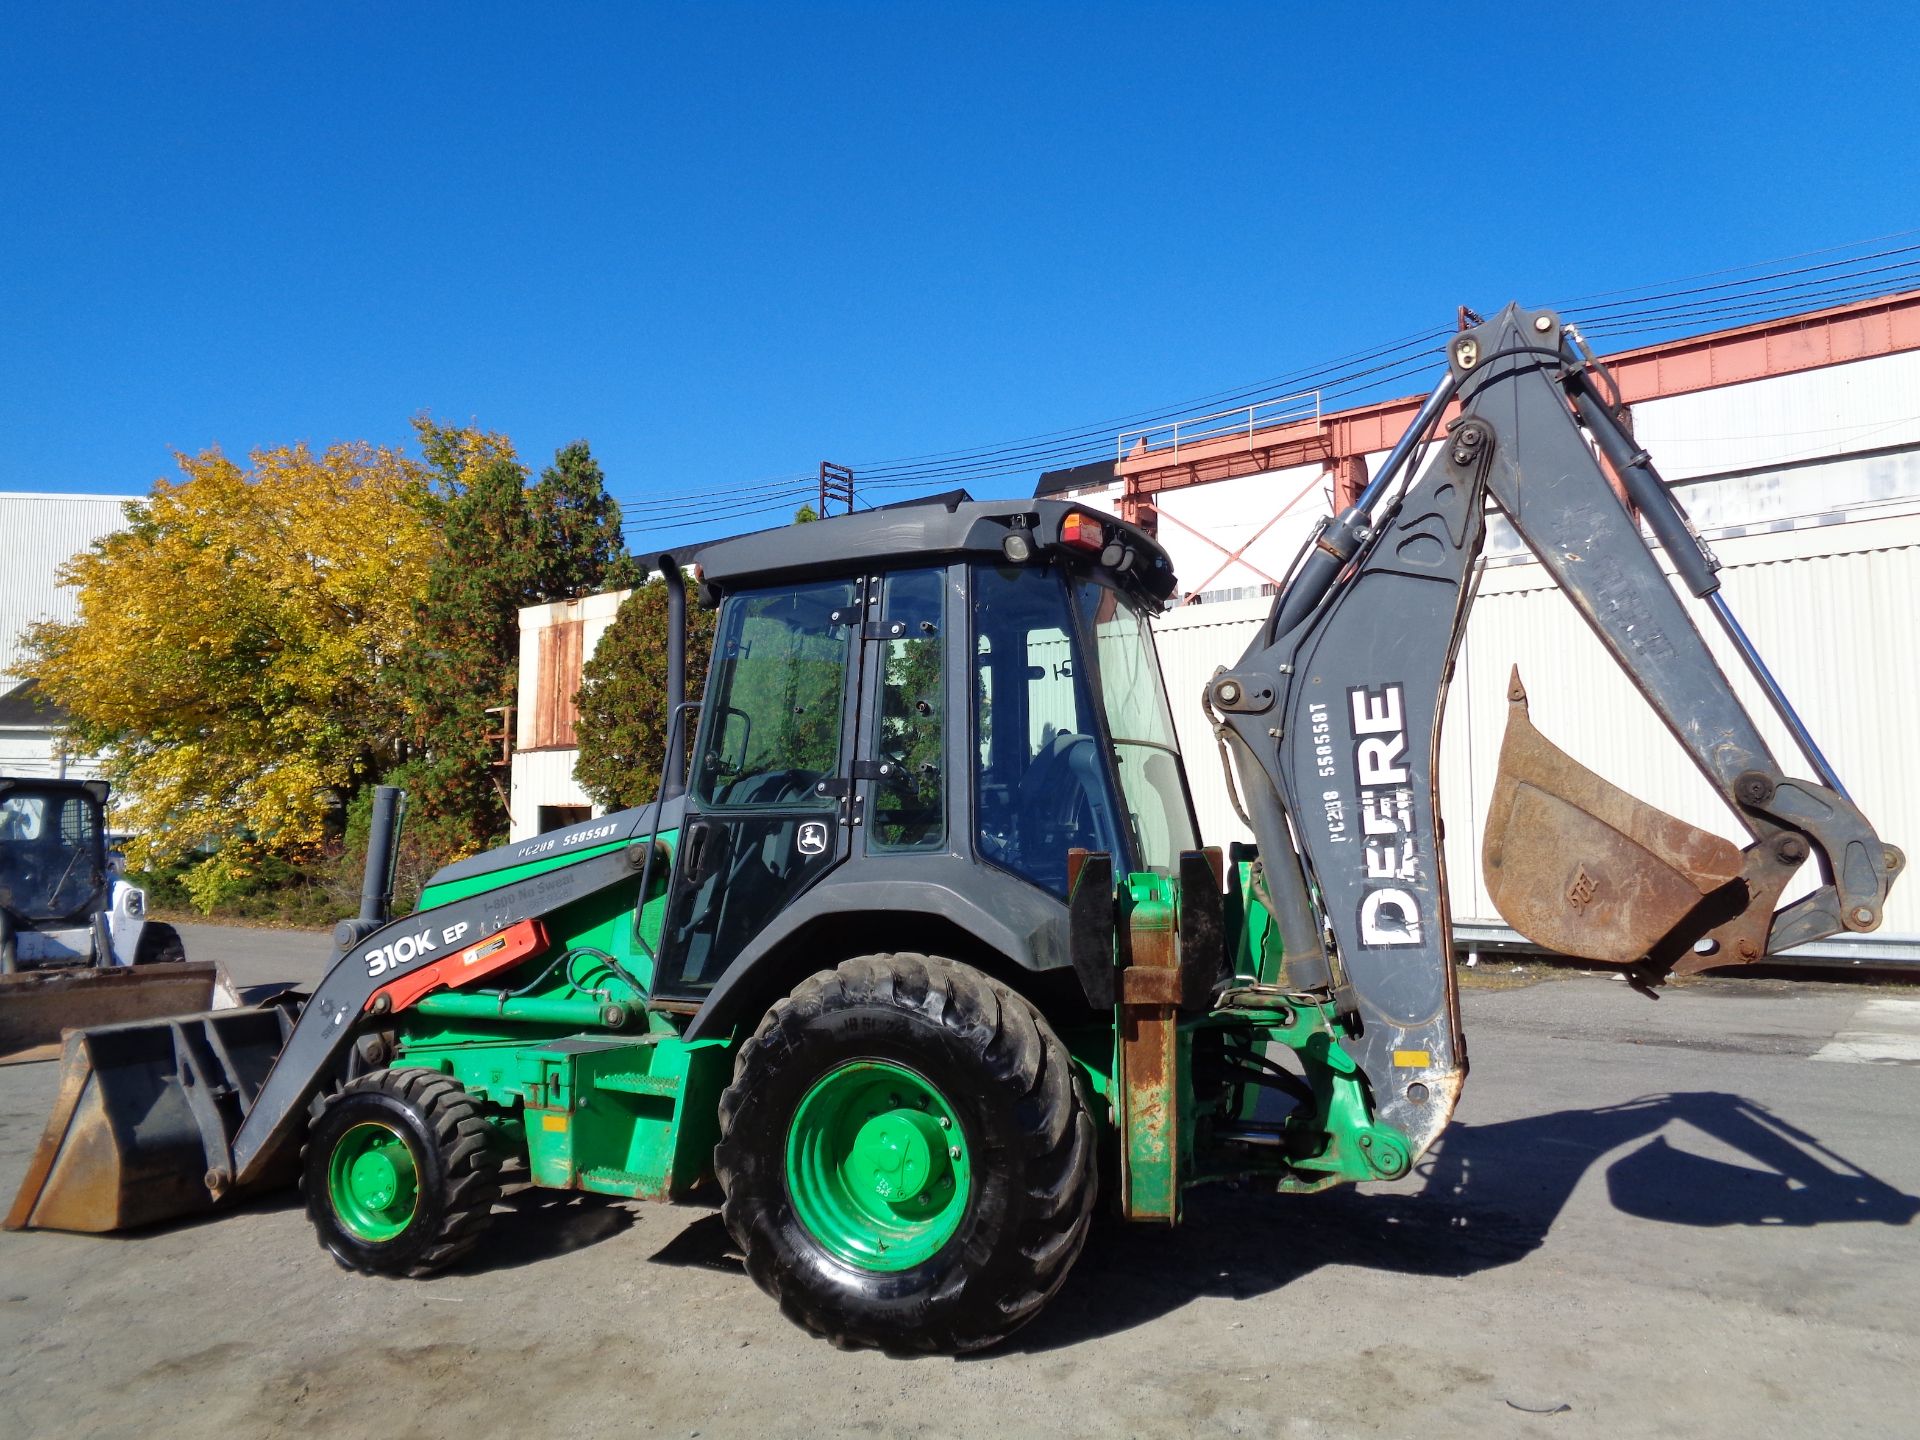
0;926;1913;1438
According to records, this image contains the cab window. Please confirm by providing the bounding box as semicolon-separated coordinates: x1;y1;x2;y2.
870;569;945;851
695;579;855;808
971;562;1126;896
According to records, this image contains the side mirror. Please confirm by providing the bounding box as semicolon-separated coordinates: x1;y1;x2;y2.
107;849;127;877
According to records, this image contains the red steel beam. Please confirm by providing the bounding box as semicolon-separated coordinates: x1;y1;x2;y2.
1590;286;1920;402
1119;287;1920;499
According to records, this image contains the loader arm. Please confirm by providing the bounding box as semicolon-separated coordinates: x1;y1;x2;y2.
1206;302;1903;1165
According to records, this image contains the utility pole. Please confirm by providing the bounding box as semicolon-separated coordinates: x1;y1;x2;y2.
818;461;855;516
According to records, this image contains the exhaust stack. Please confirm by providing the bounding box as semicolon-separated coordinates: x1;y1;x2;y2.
359;785;404;926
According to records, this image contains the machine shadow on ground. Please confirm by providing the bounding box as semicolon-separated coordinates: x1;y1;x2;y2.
1002;1090;1920;1353
462;1185;640;1273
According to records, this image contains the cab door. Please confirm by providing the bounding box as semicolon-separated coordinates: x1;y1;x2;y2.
855;567;950;857
653;576;863;999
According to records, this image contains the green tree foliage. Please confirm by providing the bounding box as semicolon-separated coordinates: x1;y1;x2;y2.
534;442;643;596
24;442;439;880
573;576;716;809
392;448;535;858
25;419;643;909
398;422;641;856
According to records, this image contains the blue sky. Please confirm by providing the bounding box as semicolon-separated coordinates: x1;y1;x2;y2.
3;3;1916;541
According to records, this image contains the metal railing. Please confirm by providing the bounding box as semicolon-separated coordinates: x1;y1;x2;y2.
1118;390;1322;463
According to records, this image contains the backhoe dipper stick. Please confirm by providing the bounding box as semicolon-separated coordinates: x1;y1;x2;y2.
1567;379;1852;800
1206;303;1901;1171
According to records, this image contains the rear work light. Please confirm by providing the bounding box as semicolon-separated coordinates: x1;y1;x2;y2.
1060;512;1105;552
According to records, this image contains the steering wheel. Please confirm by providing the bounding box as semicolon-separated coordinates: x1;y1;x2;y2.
698;704;761;784
715;767;823;808
1015;733;1114;877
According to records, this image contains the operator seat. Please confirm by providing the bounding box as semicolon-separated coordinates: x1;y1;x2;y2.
1014;732;1118;893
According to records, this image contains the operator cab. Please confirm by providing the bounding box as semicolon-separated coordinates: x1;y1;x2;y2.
0;778;112;927
650;496;1200;1001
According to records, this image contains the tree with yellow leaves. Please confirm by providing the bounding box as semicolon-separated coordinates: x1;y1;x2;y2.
25;441;441;888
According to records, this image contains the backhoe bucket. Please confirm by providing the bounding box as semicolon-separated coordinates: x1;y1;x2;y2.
4;1005;295;1233
0;962;232;1063
1483;669;1745;965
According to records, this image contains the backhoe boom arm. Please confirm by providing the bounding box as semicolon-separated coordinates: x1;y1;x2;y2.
1206;303;1902;1164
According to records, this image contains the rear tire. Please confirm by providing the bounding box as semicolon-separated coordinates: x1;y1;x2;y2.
715;953;1096;1353
132;921;186;965
302;1068;500;1277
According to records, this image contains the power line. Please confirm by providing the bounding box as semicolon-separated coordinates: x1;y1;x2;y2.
833;249;1920;494
622;485;810;526
848;327;1451;482
614;235;1920;538
841;326;1452;470
1548;229;1920;307
1570;273;1920;345
842;336;1454;491
623;484;816;533
1565;255;1920;329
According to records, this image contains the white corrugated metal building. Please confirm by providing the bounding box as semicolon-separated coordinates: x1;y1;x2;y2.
512;298;1920;956
0;492;138;781
1153;510;1920;954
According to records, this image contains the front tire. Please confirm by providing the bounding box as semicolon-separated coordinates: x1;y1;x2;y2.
132;921;186;965
715;953;1096;1353
302;1068;501;1277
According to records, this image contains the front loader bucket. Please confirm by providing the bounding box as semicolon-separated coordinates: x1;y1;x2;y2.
0;962;230;1063
4;1006;295;1233
1483;669;1746;966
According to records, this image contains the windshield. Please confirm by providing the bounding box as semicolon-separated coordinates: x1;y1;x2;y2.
0;791;106;921
1071;577;1199;876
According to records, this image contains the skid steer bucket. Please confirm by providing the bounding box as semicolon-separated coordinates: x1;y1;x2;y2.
1483;669;1746;966
0;961;232;1063
4;1004;296;1233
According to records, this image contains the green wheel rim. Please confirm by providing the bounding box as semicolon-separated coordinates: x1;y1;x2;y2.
328;1120;421;1243
785;1060;971;1272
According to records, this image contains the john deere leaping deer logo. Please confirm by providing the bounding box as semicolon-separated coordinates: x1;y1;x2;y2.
1566;865;1599;913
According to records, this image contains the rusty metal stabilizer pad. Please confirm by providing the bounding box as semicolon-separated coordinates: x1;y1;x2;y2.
1482;669;1744;965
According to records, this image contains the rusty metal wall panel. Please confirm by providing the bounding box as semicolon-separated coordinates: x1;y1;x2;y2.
516;591;633;749
531;619;585;749
508;589;636;838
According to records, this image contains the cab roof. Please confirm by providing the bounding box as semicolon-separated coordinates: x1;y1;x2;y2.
0;776;108;805
652;495;1177;608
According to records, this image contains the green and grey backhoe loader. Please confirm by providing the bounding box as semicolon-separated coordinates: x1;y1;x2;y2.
6;305;1903;1352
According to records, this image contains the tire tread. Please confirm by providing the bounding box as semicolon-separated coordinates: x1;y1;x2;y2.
301;1067;502;1279
715;952;1096;1353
